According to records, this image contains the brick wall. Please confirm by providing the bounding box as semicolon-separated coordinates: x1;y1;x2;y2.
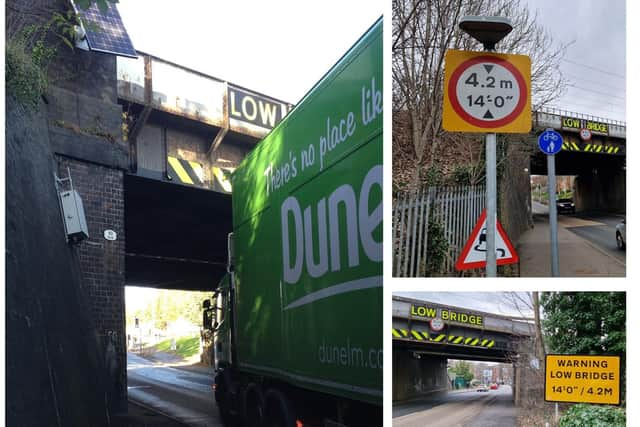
8;0;130;420
56;156;127;412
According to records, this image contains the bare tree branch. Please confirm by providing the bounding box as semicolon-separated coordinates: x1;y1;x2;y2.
393;0;568;188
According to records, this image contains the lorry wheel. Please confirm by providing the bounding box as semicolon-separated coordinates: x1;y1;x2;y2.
264;388;296;427
242;383;265;427
215;370;237;425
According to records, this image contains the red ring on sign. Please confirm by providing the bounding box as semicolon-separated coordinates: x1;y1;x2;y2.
448;55;528;128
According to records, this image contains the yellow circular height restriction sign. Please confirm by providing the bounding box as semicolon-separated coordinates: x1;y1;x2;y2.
443;49;531;133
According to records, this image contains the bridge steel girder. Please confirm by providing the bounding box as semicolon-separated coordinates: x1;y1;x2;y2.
392;296;535;337
392;318;518;363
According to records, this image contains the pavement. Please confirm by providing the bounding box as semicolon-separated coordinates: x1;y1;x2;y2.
517;205;625;277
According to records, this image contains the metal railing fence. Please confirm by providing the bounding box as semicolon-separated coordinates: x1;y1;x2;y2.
393;185;485;277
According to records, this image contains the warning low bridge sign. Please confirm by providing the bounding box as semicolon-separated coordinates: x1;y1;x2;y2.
545;354;621;405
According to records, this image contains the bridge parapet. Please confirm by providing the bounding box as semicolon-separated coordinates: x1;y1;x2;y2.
117;52;294;193
393;296;534;337
533;108;626;139
117;53;293;140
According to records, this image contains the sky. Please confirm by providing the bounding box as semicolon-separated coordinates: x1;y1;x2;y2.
116;1;625;120
117;0;384;104
523;0;626;122
394;292;535;318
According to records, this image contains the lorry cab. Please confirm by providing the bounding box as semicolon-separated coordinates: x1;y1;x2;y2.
202;234;235;371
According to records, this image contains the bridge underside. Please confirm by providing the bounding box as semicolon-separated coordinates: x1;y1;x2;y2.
392;324;523;403
393;340;517;403
394;339;514;363
530;150;624;176
530;150;625;212
125;174;232;291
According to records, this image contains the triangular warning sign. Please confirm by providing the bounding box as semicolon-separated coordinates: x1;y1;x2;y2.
455;209;519;271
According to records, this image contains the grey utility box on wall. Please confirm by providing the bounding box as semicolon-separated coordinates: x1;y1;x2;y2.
60;190;89;242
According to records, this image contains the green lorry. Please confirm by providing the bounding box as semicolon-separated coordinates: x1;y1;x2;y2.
205;18;382;426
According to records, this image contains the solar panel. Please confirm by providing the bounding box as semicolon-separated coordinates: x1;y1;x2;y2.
73;1;137;58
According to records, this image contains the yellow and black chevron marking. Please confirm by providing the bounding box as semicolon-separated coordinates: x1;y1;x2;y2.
582;144;620;154
392;328;409;338
392;328;495;348
167;156;205;186
562;141;580;152
212;166;233;193
562;142;621;155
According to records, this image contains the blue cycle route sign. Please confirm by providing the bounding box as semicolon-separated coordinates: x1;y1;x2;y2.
538;128;563;155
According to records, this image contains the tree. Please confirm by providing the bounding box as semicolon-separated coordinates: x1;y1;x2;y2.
451;360;474;382
126;289;210;330
393;0;567;187
540;292;625;356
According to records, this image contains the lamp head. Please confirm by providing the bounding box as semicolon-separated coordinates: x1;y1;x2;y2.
459;16;513;50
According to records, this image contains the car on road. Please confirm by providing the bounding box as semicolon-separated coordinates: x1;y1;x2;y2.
556;198;575;214
616;219;626;250
476;384;489;392
490;383;498;390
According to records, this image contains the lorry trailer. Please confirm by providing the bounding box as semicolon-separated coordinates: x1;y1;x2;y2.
205;17;383;427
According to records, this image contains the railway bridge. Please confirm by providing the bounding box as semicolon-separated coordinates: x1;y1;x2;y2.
392;296;537;405
529;108;625;212
117;53;292;291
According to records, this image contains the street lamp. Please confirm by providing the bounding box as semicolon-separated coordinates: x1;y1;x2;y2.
459;16;513;277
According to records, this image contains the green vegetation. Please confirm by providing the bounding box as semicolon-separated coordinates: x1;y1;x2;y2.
558;404;625;427
541;292;625;356
450;360;474;383
6;1;117;109
126;289;211;331
154;335;200;359
558;190;573;200
451;164;482;186
424;218;448;276
422;166;443;186
6;24;56;109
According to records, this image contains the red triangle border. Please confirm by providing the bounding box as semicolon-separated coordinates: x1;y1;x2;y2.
455;209;519;271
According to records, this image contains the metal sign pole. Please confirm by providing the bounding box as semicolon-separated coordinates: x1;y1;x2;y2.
452;16;528;278
547;153;560;276
486;133;497;277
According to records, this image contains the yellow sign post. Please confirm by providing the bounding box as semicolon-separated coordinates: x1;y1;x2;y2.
545;354;621;405
443;49;531;133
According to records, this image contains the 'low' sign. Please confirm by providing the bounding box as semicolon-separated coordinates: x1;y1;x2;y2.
545;354;621;405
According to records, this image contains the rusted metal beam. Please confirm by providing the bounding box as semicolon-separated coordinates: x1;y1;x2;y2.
207;82;230;158
128;105;151;142
127;56;153;172
207;126;229;158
